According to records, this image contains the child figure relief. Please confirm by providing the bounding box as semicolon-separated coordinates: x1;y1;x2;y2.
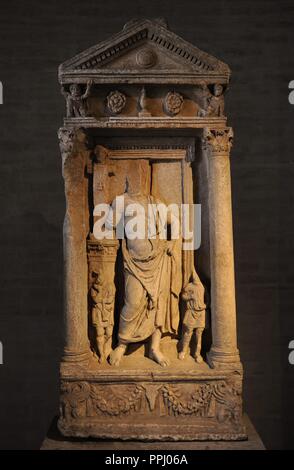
91;272;115;363
179;270;207;363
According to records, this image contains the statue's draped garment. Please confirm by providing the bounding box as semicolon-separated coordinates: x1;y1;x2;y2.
107;193;181;343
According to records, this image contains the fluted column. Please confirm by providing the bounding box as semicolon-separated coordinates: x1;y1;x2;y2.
203;127;240;367
58;127;91;362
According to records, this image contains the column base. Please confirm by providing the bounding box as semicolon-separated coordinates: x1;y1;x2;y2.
207;347;241;369
62;348;92;363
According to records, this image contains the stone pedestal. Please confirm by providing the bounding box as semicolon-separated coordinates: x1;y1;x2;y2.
41;415;265;450
59;341;245;441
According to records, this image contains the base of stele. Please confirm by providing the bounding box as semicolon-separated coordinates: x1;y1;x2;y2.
58;339;246;441
41;414;264;450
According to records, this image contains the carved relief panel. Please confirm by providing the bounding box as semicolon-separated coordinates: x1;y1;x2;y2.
58;18;245;441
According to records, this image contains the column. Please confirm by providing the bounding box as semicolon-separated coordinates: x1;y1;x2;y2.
58;127;91;362
181;159;195;287
203;127;240;367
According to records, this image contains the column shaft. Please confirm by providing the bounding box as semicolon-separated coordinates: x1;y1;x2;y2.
58;128;91;362
203;127;240;367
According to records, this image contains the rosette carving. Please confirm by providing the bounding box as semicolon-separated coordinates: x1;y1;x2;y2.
163;91;184;116
106;90;126;115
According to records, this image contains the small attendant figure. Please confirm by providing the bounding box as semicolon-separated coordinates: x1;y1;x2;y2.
178;270;207;363
61;80;92;117
90;272;115;363
206;83;225;116
198;83;225;117
101;284;115;361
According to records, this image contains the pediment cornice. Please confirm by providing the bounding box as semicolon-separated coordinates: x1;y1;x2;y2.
59;19;230;84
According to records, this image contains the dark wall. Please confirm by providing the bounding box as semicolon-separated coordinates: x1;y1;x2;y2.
0;0;293;449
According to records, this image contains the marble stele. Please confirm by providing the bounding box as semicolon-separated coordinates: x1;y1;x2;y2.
57;18;246;441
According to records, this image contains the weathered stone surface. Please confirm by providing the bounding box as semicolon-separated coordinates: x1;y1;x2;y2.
59;18;230;85
58;19;245;441
59;340;245;440
42;414;263;449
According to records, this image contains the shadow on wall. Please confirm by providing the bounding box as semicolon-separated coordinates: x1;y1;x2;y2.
0;212;63;449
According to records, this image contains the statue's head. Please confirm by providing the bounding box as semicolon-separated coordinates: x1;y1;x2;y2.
186;284;195;297
213;84;223;97
69;84;81;96
93;271;104;285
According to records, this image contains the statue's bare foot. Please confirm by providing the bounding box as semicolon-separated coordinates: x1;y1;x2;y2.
178;350;186;360
92;350;98;359
150;349;170;367
104;345;112;360
109;344;126;366
104;348;112;361
99;354;105;364
195;353;203;363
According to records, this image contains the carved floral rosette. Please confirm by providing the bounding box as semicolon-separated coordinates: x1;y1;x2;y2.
163;91;184;116
106;90;127;115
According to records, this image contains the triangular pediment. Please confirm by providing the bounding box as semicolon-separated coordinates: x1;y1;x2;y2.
59;19;230;83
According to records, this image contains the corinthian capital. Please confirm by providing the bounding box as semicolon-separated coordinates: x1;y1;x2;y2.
58;127;88;166
58;128;76;161
58;127;89;183
202;127;233;154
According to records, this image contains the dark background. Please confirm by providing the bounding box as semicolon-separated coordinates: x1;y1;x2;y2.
0;0;294;449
